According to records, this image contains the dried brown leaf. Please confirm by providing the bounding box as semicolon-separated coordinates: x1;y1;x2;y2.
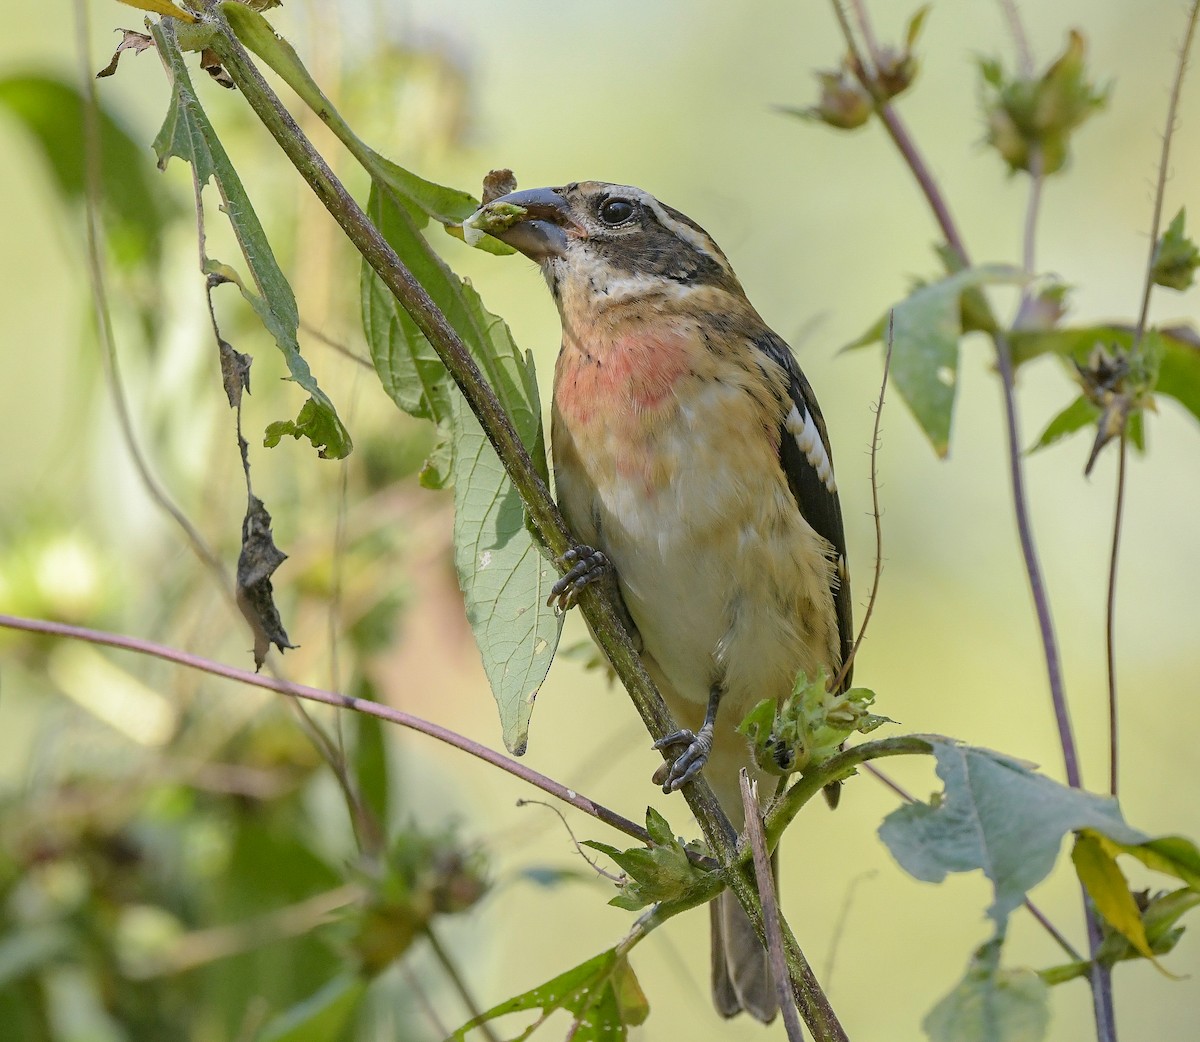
481;168;517;204
236;495;296;669
96;29;154;80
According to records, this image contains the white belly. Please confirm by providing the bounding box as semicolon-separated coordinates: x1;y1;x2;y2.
554;384;839;723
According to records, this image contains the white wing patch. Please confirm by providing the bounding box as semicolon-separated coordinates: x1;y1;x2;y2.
785;404;837;493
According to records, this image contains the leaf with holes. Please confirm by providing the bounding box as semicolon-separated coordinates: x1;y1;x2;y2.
844;265;1025;456
446;948;648;1042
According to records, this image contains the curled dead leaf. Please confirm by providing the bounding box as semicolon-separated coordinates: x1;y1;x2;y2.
481;169;517;205
236;495;296;669
96;29;154;80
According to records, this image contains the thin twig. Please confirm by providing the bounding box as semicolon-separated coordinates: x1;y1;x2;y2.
0;612;658;853
1105;432;1127;798
515;799;624;882
128;884;359;978
73;0;229;592
741;772;805;1041
829;0;871;73
831;311;892;691
1132;0;1200;351
876;107;971;264
997;0;1036;78
845;0;883;69
832;0;1079;788
1020;148;1045;281
401;964;451;1039
821;870;877;988
299;319;374;368
424;925;502;1042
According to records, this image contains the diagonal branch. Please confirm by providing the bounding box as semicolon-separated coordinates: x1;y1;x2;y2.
0;611;659;854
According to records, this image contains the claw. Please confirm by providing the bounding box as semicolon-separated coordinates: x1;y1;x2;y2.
652;727;714;792
547;545;611;611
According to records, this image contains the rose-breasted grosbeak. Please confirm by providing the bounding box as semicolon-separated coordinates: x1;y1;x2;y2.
485;182;852;1023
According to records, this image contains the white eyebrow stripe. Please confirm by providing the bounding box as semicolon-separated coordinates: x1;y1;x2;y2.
785;404;837;493
604;183;733;275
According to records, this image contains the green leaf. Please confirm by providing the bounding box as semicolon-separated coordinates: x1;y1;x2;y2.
116;0;197;23
151;22;351;459
1010;323;1200;429
1098;831;1200;888
1071;832;1164;970
360;187;454;482
925;944;1050;1042
1151;207;1199;290
446;948;648;1042
449;389;562;756
362;180;559;754
878;739;1147;930
1041;887;1200;984
262;397;352;460
256;973;366;1042
222;1;511;254
848;266;1024;456
1028;395;1100;453
582;808;716;911
0;74;176;268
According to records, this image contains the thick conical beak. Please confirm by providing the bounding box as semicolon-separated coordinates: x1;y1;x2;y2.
482;187;577;260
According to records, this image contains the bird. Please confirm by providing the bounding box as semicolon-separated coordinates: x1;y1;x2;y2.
481;181;852;1023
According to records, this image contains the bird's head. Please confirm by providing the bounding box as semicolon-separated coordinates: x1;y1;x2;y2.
476;182;746;318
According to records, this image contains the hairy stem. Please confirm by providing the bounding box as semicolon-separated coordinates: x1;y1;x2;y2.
1106;433;1127;799
832;313;892;690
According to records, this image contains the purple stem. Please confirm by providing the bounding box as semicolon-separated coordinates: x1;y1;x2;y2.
0;612;658;853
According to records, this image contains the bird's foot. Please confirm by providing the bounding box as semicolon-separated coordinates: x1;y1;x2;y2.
652;726;714;793
547;545;612;612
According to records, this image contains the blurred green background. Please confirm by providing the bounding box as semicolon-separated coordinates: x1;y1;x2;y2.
1;1;1198;1039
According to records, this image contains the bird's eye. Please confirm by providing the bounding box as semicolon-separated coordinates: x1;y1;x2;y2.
598;197;636;226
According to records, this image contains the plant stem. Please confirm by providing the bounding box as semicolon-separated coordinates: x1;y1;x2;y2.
1132;0;1200;350
826;4;1107;1032
831;312;892;691
193;10;856;1036
875;106;970;265
1106;433;1127;798
0;612;657;854
741;773;805;1042
425;925;501;1042
73;0;229;593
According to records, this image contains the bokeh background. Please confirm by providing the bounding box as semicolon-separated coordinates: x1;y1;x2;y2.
2;1;1198;1039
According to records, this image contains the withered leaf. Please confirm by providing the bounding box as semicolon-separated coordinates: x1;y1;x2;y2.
96;29;154;80
481;168;517;204
236;494;296;669
219;338;252;409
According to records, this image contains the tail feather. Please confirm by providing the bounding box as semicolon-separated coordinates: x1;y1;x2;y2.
710;861;779;1022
